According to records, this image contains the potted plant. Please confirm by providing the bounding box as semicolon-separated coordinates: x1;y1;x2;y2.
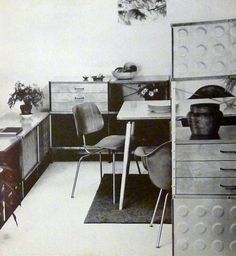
8;81;43;115
137;83;159;100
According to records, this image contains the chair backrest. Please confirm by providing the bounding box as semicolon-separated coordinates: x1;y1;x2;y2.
145;141;171;191
72;102;104;137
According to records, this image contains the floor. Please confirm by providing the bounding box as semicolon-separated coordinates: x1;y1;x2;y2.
0;161;172;256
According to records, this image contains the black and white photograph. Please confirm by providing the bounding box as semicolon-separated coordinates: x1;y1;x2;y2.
0;1;236;255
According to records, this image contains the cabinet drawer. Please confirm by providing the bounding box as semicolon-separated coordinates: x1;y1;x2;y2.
51;83;107;93
176;178;236;195
176;161;236;178
176;144;236;161
51;101;108;113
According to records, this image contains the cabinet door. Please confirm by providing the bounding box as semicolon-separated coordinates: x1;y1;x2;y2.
22;128;38;178
0;141;22;228
39;116;50;161
174;197;236;256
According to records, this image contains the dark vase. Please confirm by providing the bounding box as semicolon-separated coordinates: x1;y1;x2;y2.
20;104;32;115
187;103;223;139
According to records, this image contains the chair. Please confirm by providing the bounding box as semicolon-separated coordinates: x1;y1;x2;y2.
71;102;126;203
181;85;236;126
134;141;171;248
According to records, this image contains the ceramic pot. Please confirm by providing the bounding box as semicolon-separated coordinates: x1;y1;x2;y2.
20;104;32;115
187;103;223;138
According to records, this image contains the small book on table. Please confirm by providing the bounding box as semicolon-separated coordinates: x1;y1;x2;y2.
0;127;23;136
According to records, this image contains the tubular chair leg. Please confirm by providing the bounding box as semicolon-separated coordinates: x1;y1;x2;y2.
112;152;116;204
99;153;103;180
71;155;88;198
135;159;141;175
150;188;163;227
156;192;169;248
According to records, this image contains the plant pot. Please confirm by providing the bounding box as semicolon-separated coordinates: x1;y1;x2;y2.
20;104;32;115
187;103;223;139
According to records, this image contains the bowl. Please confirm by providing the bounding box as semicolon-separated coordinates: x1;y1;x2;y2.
112;71;137;80
147;101;178;113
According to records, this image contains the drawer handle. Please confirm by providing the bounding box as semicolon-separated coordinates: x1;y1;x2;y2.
220;184;236;190
220;150;236;154
220;167;236;171
74;97;84;100
74;87;84;90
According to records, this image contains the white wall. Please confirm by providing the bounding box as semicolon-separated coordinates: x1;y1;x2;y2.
1;0;236;113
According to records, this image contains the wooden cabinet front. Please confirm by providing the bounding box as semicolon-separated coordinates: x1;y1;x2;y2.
0;141;22;228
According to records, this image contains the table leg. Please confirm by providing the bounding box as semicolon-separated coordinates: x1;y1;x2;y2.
119;121;133;210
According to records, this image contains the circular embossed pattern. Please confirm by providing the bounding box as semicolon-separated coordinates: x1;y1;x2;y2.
230;206;236;218
193;239;207;251
177;239;189;251
213;61;226;73
212;222;224;235
229;241;236;252
214;43;226;56
196;26;207;37
177;205;189;217
230;223;236;234
212;205;224;218
196;61;207;71
194;205;207;217
194;222;207;234
211;240;224;252
195;44;207;56
214;25;225;37
177;222;189;233
178;46;188;57
177;28;188;39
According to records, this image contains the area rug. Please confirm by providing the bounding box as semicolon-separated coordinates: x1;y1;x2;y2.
84;174;171;224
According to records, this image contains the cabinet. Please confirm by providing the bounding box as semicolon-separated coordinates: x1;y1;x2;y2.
0;112;51;228
49;81;109;159
0;140;22;228
173;126;236;256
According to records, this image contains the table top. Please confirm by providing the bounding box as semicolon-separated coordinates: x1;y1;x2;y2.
117;98;236;121
0;112;49;152
117;100;171;120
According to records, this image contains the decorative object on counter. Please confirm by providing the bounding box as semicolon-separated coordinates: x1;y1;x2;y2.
187;103;223;139
118;0;166;26
82;76;89;81
112;62;138;80
91;74;105;81
137;83;160;100
223;75;236;113
7;81;43;115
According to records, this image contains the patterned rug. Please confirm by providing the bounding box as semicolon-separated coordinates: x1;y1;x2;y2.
84;174;171;224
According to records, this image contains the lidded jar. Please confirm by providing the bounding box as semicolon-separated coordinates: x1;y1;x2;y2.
187;103;223;138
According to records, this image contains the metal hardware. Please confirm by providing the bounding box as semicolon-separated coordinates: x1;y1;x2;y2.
220;150;236;154
74;87;84;90
220;184;236;190
74;96;85;100
220;167;236;171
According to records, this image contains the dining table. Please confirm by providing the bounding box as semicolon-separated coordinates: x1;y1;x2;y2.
117;97;236;210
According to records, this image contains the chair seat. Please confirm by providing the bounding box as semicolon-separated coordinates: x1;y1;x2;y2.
95;135;125;151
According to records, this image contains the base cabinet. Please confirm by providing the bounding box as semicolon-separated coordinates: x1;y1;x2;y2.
0;141;22;229
174;197;236;256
